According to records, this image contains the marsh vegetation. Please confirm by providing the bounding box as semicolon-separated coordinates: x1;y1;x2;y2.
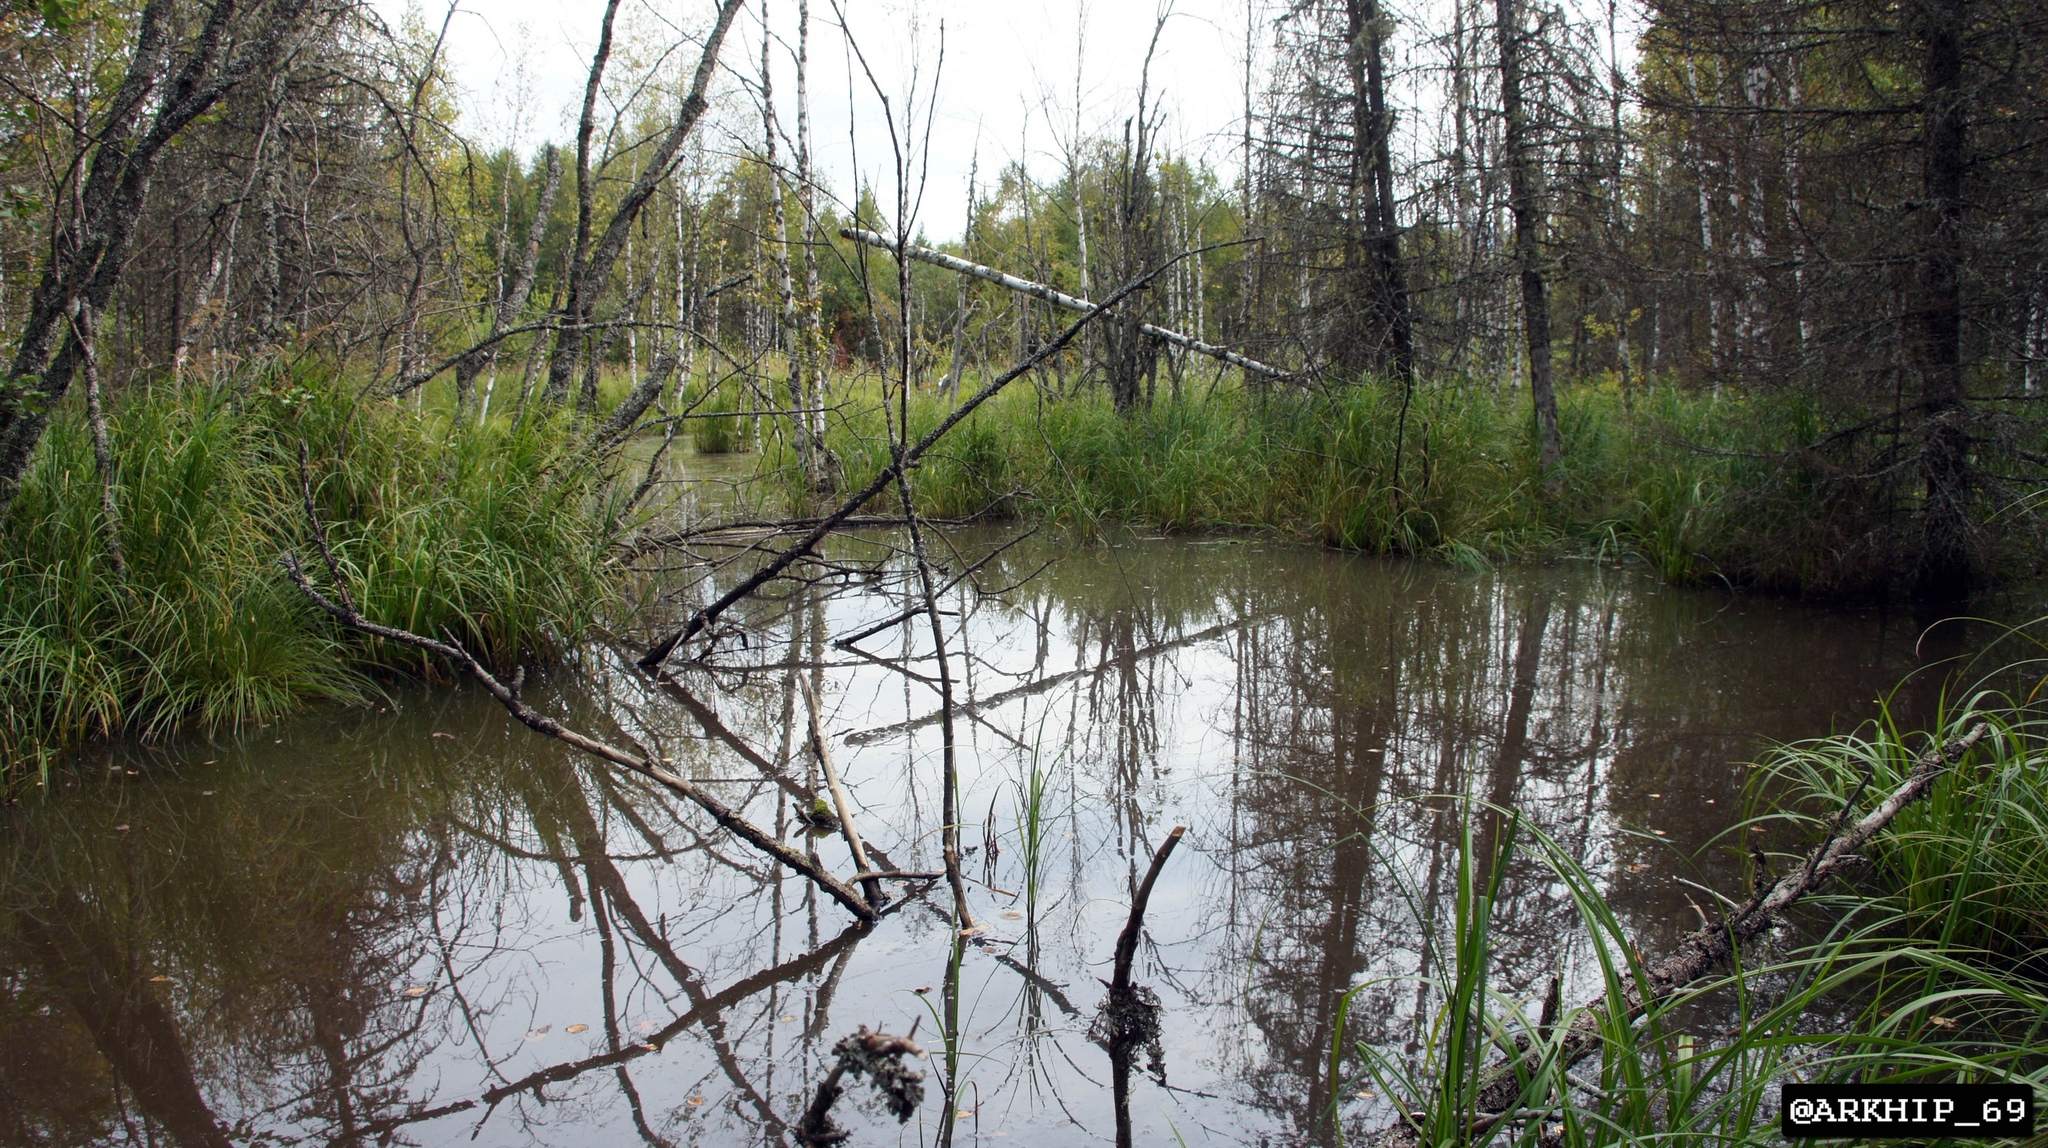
3;0;2047;1143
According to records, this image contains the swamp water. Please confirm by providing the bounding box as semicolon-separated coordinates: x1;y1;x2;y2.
0;533;1981;1147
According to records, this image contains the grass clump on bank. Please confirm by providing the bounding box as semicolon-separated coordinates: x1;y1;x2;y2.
1758;643;2048;959
1332;693;2048;1147
1;366;619;785
757;377;2035;595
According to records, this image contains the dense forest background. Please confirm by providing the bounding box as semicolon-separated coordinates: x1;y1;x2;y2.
3;0;2045;602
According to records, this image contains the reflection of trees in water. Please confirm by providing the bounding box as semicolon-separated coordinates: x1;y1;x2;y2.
0;665;869;1147
1;536;1938;1147
0;742;447;1147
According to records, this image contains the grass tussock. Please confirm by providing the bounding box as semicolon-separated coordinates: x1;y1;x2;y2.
1756;634;2048;959
749;377;2029;595
1336;694;2048;1146
1;365;619;784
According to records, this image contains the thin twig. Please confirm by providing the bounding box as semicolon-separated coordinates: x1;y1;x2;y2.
284;459;876;924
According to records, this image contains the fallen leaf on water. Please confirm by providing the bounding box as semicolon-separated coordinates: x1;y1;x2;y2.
778;1015;794;1023
565;1024;588;1034
956;1110;972;1119
1002;911;1024;919
687;1097;705;1107
401;986;428;998
959;926;986;937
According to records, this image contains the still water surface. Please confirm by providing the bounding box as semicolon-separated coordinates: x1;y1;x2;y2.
1;533;1979;1146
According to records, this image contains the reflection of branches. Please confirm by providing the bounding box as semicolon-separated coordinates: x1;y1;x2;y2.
285;523;877;923
845;615;1261;746
349;923;870;1141
17;892;234;1148
485;922;869;1105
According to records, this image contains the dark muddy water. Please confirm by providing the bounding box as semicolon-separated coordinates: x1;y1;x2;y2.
0;533;1989;1147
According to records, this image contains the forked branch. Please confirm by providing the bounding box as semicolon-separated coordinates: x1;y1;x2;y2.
284;463;877;924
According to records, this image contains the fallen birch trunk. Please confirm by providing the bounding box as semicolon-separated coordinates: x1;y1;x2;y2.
1377;719;1991;1145
840;227;1293;380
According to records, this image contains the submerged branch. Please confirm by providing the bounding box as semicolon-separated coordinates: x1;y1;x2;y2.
284;461;876;924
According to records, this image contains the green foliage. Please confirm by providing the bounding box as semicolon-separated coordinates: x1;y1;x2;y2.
1334;730;2048;1147
1757;641;2048;959
768;377;1962;592
689;375;747;454
0;367;616;785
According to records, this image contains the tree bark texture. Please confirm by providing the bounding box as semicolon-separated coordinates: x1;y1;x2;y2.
1913;0;1974;600
0;0;316;512
1495;0;1562;475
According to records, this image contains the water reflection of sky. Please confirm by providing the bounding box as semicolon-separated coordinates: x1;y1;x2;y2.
1;532;1970;1147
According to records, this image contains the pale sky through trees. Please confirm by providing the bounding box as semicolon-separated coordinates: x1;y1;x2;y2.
379;0;1260;242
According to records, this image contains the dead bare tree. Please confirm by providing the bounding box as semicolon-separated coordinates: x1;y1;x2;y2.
542;0;747;409
1496;0;1562;478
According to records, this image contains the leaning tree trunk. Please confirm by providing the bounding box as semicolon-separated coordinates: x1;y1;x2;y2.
543;0;745;409
1913;0;1973;601
1496;0;1563;477
0;0;314;514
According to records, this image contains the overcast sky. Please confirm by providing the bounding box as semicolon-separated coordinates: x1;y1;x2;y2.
374;0;1259;242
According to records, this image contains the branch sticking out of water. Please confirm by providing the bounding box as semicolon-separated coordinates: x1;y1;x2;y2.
799;674;885;908
1114;826;1186;998
793;1027;926;1147
284;456;878;925
1091;826;1186;1148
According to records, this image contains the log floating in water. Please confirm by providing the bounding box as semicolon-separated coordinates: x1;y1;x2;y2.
840;228;1293;380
